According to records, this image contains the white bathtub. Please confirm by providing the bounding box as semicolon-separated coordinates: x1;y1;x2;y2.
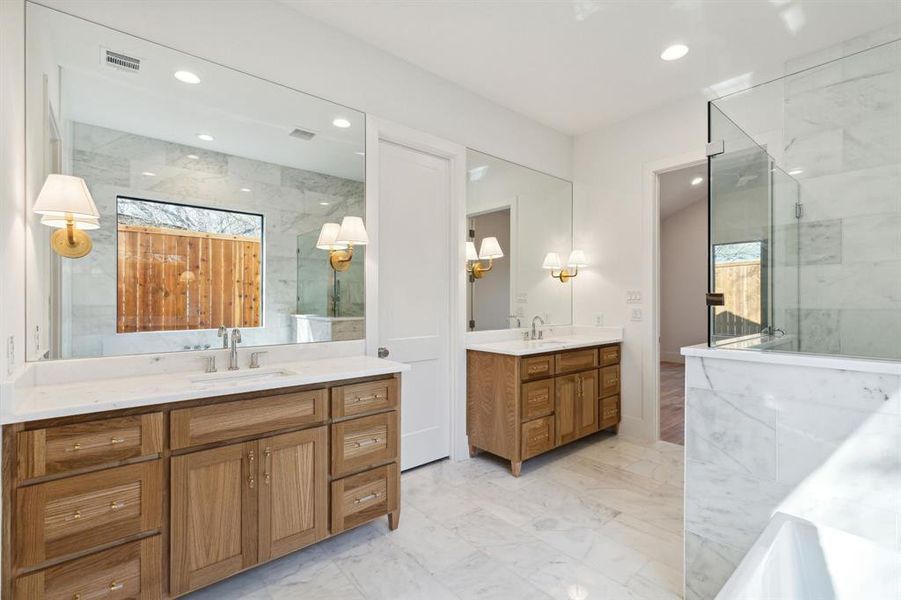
717;513;901;600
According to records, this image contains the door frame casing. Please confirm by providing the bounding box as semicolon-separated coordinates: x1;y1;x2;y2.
364;117;468;462
644;151;706;443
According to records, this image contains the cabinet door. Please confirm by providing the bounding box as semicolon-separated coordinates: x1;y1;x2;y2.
556;371;598;445
258;427;328;562
170;441;257;596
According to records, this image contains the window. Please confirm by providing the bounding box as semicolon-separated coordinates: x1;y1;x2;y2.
712;240;768;339
116;197;263;333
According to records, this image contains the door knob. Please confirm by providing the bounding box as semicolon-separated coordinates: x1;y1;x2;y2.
377;347;389;358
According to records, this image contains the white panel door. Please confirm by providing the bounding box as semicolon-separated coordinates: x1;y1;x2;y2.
378;139;451;470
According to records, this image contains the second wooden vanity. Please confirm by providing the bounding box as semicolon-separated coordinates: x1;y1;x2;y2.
2;370;402;599
467;342;621;476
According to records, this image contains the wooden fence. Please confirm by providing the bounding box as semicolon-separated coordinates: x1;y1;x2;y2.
713;260;762;336
117;225;262;333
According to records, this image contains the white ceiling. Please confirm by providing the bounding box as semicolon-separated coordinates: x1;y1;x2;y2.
33;4;366;181
659;163;706;220
282;0;901;135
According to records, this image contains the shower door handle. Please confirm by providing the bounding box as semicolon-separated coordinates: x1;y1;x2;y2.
706;293;725;306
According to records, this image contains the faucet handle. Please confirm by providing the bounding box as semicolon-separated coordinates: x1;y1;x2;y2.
202;355;217;374
217;326;228;348
249;351;267;369
231;328;242;343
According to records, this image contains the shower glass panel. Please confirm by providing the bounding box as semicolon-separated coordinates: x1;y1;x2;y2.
708;36;901;360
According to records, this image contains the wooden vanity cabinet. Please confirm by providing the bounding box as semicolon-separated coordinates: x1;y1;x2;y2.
467;343;621;476
3;372;402;599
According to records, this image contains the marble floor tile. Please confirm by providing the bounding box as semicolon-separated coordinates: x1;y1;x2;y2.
185;431;686;599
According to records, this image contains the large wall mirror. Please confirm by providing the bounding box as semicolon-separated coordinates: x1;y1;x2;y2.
25;3;366;360
466;150;574;331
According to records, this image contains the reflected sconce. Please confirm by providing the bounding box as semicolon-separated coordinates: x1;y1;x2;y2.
33;174;101;259
543;250;587;283
466;236;503;279
317;216;369;272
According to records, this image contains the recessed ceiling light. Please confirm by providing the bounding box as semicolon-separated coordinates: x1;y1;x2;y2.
197;133;214;142
174;70;201;84
319;202;330;206
141;171;157;177
691;176;704;186
332;118;351;129
660;44;689;61
788;168;804;175
186;154;199;160
240;187;251;192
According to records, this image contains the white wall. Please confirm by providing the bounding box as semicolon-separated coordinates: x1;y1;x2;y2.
573;94;707;441
660;198;707;363
39;0;572;181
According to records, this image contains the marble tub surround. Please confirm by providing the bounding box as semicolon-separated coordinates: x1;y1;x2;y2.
683;346;901;600
60;122;365;358
465;325;623;356
3;350;407;424
183;433;685;600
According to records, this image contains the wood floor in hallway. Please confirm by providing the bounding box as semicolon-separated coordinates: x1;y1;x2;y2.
659;362;685;446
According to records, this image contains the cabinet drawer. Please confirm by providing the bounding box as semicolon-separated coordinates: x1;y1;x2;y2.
520;355;554;381
331;463;399;534
331;378;398;419
520;416;555;461
331;412;398;477
18;413;163;481
600;364;621;398
600;395;621;429
521;379;554;421
555;348;598;374
15;536;160;600
600;344;620;366
170;388;327;449
16;461;162;570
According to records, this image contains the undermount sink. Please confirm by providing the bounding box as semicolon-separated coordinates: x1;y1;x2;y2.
189;368;297;386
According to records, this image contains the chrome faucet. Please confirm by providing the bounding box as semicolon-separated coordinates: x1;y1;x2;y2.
228;329;242;371
531;316;545;340
217;325;228;349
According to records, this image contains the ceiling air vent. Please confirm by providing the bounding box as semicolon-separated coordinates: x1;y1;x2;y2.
102;48;141;73
289;128;316;141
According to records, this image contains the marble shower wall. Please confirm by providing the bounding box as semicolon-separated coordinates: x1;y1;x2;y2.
684;353;901;599
780;27;901;358
65;122;364;358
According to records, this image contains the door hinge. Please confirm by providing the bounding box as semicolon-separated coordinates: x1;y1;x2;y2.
795;202;804;219
706;293;725;307
706;140;725;157
468;228;475;239
469;319;476;330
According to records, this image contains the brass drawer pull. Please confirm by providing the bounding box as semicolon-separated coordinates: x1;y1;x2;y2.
70;442;82;452
109;580;124;591
110;500;125;511
110;437;125;445
351;393;384;404
527;364;547;374
353;437;382;448
354;492;380;504
247;450;255;489
72;509;82;520
264;447;272;485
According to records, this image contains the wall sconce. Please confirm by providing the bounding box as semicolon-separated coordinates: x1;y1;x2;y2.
33;174;101;259
543;250;587;283
466;236;503;279
317;216;369;272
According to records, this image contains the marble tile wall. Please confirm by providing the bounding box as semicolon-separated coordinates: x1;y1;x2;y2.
65;122;364;358
684;353;901;599
780;26;901;358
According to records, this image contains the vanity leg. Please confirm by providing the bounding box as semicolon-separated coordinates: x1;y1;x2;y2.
612;424;619;434
388;510;401;531
468;444;481;457
511;461;522;477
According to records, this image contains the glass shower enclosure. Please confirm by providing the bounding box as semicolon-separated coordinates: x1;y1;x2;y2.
708;37;901;360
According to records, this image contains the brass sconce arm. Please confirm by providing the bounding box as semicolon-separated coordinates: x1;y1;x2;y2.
549;266;579;283
467;258;494;279
328;243;355;272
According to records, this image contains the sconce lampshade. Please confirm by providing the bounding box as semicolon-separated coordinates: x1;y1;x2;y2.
567;249;588;268
465;241;479;261
40;215;100;230
33;174;100;221
337;216;369;245
542;252;562;270
316;222;348;250
478;236;503;260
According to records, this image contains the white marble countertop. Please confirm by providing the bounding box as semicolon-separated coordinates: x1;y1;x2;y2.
467;332;622;356
5;355;409;425
682;343;901;375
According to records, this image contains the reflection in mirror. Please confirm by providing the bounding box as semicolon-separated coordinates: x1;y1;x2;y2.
26;3;365;360
466;150;573;331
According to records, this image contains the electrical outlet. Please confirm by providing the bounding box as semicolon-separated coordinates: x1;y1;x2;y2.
594;313;604;327
631;308;643;322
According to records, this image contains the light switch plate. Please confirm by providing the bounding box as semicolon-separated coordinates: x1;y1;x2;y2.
626;290;642;304
594;313;604;326
631;308;643;321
